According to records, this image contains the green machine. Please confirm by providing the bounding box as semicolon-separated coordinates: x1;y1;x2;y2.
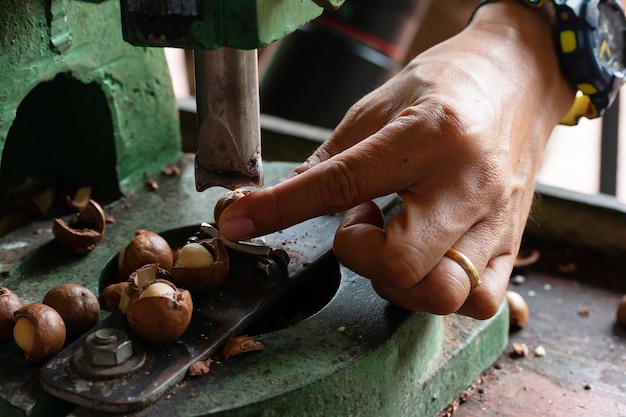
0;1;508;416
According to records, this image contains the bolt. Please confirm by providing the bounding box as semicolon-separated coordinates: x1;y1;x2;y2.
83;328;133;367
254;249;290;280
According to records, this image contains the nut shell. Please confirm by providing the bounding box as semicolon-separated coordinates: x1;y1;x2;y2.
117;230;174;279
221;335;264;360
43;284;100;337
100;282;128;312
52;199;106;254
170;238;230;291
213;188;251;225
126;279;192;344
13;303;66;362
0;288;23;342
505;290;529;331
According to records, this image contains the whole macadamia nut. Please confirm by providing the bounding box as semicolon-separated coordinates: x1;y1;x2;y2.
118;230;174;279
43;283;100;337
505;290;529;331
214;188;251;225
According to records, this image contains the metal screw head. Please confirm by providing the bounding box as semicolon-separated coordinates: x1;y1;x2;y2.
83;328;133;367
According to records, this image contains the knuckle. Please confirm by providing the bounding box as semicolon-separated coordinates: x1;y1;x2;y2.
316;161;362;213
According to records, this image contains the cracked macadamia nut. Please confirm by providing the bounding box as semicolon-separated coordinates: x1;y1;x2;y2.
505;290;529;331
52;199;106;254
13;303;66;362
43;284;100;337
213;188;251;225
170;238;230;291
117;230;174;279
116;263;173;314
126;276;192;345
1;287;23;342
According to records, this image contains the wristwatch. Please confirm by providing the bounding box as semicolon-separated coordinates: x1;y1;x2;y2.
472;0;626;125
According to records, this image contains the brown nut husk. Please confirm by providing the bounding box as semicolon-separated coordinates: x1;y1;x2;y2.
213;188;251;225
0;287;23;342
100;282;128;312
118;263;173;314
117;230;174;280
616;294;626;328
13;303;66;362
43;284;100;337
505;290;529;331
53;199;106;254
221;335;264;360
126;279;192;344
169;238;229;291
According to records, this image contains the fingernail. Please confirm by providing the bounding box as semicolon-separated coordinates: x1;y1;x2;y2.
219;217;257;241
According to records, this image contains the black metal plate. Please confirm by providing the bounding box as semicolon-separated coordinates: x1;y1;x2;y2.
39;195;398;412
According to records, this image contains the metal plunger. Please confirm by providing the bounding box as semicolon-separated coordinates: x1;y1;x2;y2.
193;48;262;191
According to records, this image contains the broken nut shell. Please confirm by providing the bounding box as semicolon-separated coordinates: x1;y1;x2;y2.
0;287;23;342
53;199;106;254
126;278;192;344
221;335;264;360
170;238;230;291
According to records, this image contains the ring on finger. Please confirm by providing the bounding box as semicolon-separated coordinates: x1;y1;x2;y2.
445;248;481;295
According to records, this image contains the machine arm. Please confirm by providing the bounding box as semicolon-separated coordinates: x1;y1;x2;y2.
119;0;345;190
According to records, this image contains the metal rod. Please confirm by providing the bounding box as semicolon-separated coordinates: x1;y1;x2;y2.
194;48;263;191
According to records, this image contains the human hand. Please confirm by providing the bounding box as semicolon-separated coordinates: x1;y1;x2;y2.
218;1;575;318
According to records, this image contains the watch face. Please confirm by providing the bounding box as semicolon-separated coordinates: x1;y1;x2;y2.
595;3;626;76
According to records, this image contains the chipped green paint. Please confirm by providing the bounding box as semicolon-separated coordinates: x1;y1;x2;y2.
0;0;181;198
120;0;328;49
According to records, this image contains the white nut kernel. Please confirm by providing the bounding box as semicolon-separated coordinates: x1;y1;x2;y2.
176;242;215;269
139;282;175;299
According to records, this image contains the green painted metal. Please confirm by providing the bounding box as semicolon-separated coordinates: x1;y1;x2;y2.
0;155;508;417
119;0;327;49
0;0;181;199
0;156;508;417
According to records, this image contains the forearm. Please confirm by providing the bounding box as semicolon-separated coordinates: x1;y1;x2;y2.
405;0;481;62
467;1;576;134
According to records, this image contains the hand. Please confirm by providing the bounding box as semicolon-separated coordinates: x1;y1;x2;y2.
218;1;575;318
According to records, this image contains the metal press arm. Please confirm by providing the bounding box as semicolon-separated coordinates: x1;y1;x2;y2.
193;48;262;191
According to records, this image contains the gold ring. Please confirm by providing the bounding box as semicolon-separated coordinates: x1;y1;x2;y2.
445;248;481;295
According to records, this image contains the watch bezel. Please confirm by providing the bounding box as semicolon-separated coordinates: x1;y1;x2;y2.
554;0;626;116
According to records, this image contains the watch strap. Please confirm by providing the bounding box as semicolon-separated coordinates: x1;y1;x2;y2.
468;0;608;125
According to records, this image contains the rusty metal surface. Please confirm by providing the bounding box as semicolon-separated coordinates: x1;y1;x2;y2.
444;239;626;417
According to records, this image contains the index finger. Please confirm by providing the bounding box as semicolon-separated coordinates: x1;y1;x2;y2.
217;113;441;241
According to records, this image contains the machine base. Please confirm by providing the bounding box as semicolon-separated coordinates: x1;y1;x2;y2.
0;155;507;417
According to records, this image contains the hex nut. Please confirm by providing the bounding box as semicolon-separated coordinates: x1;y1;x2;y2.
83;328;133;367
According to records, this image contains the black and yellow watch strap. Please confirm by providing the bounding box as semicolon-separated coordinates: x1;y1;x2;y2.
469;0;618;126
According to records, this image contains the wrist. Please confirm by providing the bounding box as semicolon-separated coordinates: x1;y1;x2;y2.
467;1;576;122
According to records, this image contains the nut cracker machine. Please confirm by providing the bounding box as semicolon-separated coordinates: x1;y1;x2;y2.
0;1;509;416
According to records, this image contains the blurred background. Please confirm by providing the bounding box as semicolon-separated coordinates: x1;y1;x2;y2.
163;0;626;204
